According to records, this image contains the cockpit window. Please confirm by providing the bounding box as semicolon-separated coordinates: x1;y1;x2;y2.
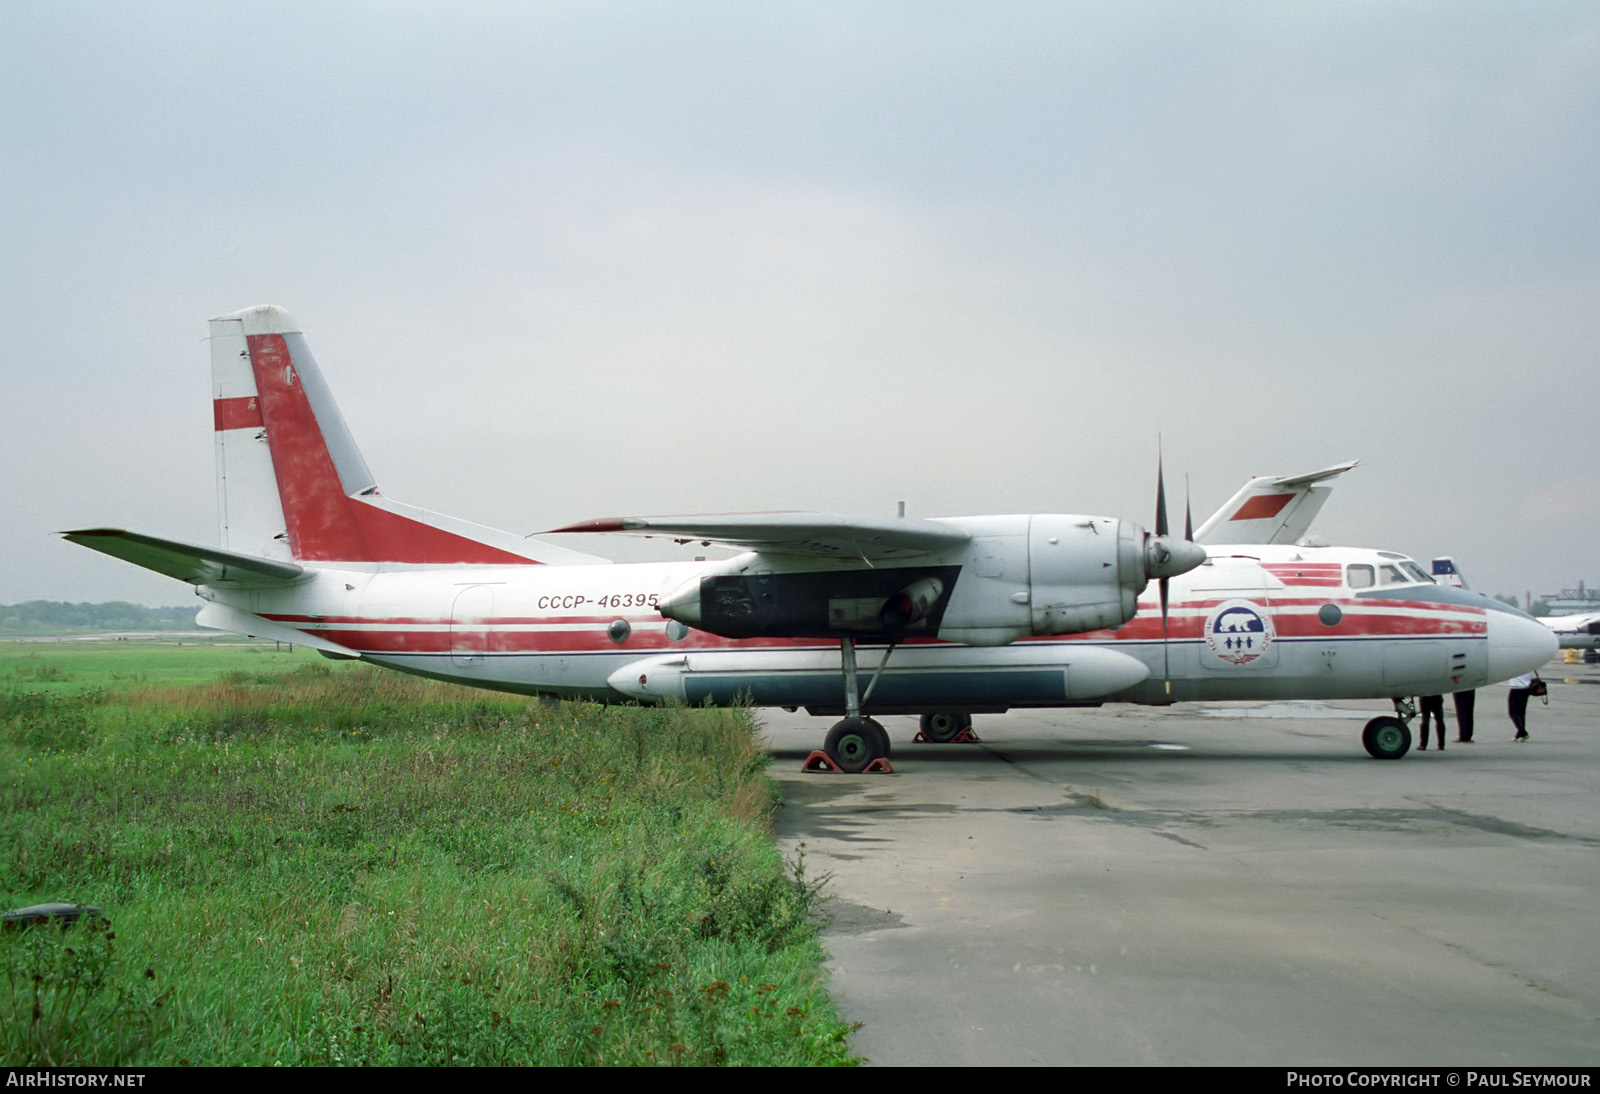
1379;565;1406;585
1347;564;1374;589
1401;561;1432;584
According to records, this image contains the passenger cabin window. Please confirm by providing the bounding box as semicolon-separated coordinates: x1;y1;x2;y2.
1379;565;1406;585
1347;564;1374;589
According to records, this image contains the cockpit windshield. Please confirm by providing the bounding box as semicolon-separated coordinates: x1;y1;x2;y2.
1400;560;1433;584
1347;559;1434;588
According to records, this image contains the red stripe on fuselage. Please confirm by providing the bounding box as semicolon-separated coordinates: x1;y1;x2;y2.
1263;566;1343;587
298;626;845;656
260;598;1486;657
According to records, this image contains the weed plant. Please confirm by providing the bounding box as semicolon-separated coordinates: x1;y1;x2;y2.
0;659;854;1065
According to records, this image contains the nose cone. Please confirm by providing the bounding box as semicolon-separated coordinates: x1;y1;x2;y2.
1146;535;1207;580
1486;610;1558;682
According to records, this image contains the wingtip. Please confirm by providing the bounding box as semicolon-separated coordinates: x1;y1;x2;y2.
546;517;635;534
212;304;302;336
59;527;129;539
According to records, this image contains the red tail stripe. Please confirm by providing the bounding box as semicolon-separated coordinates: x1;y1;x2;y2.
248;334;368;560
1230;494;1293;520
244;333;537;565
213;396;264;432
348;498;536;566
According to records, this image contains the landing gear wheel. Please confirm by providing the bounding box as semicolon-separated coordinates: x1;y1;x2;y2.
864;717;890;757
918;711;972;743
825;717;890;773
1362;716;1412;760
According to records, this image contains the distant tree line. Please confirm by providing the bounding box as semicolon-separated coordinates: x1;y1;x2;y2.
0;601;200;634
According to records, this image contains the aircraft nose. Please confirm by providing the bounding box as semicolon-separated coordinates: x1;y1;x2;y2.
1485;610;1558;683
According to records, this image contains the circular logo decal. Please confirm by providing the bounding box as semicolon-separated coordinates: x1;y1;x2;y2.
1204;599;1274;665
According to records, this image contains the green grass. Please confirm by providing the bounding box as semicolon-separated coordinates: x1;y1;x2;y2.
0;636;322;694
0;644;855;1066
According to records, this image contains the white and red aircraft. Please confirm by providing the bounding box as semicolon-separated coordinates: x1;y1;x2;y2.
66;306;1554;768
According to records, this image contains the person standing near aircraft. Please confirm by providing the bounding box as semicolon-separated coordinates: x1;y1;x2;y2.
1417;695;1446;750
1452;690;1475;743
1507;673;1535;741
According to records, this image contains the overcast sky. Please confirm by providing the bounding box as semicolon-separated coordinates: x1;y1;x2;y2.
3;2;1596;607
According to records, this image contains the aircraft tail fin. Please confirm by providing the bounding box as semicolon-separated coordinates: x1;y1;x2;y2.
209;306;599;566
1195;461;1358;546
1430;557;1468;589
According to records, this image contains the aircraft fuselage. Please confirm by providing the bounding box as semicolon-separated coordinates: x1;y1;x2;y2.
199;541;1550;713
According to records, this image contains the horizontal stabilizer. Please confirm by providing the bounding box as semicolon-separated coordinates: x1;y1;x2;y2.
61;529;306;586
546;511;971;560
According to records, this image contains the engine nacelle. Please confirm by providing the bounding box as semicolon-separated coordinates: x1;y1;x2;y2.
655;515;1205;644
1027;515;1144;635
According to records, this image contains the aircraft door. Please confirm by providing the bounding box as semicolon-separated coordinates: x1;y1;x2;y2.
451;585;496;668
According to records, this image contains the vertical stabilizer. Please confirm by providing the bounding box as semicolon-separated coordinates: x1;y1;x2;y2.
209;305;601;566
1195;461;1358;546
1430;557;1467;589
211;311;294;561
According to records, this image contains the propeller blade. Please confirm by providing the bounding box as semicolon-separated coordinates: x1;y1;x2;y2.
1162;581;1171;694
1185;473;1194;542
1155;444;1169;539
1158;445;1171;690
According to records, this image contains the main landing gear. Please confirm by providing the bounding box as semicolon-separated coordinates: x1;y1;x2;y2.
822;717;892;773
916;711;977;744
1362;697;1415;760
808;641;978;772
812;637;895;773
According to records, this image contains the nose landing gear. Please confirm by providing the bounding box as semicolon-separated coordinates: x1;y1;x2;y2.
1362;697;1416;759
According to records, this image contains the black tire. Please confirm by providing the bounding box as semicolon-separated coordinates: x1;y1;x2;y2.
862;717;891;757
1362;716;1412;760
825;718;888;773
918;711;971;743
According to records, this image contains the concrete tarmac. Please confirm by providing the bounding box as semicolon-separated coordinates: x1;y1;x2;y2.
767;661;1600;1066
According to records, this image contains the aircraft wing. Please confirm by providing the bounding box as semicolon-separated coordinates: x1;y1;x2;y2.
62;529;306;586
546;511;971;560
1195;461;1358;546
